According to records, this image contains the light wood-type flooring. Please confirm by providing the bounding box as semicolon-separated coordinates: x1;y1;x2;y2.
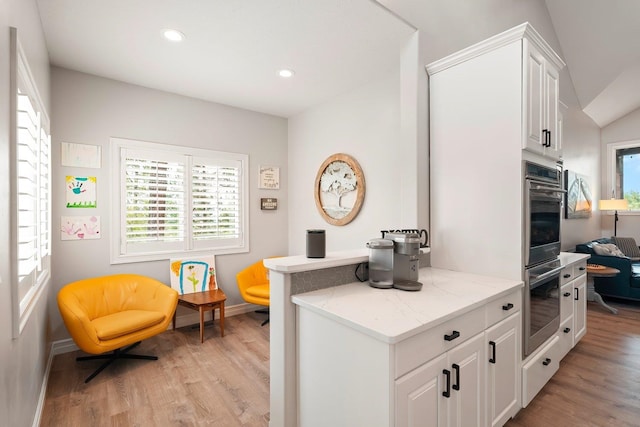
42;302;640;426
41;312;270;427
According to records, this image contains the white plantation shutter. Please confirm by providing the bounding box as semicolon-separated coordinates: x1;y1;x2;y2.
11;26;52;337
112;138;248;263
122;149;186;254
192;158;242;248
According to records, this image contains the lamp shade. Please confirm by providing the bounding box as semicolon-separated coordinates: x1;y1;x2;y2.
599;198;629;211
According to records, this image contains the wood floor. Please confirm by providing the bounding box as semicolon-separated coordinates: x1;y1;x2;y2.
42;302;640;426
41;312;270;427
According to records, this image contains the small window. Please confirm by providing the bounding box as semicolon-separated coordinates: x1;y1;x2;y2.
110;138;249;263
607;140;640;211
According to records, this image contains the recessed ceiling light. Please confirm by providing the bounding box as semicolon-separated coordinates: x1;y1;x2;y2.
279;69;295;78
163;29;185;42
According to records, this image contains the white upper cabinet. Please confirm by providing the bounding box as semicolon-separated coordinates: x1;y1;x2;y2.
524;39;561;159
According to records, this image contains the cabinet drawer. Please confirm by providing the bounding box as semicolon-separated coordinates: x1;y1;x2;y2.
560;266;574;286
573;260;587;278
522;335;559;407
560;282;573;323
395;306;485;378
557;316;573;360
485;288;522;327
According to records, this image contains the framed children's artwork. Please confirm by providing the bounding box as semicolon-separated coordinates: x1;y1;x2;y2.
60;216;101;240
61;142;101;168
66;176;97;208
169;255;217;295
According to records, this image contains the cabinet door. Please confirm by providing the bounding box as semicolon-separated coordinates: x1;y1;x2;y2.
447;332;486;427
543;63;561;158
524;40;545;154
485;312;521;427
396;353;448;427
574;275;587;343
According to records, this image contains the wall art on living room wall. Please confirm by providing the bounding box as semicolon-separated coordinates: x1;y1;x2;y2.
66;176;97;208
565;170;593;219
60;215;101;240
314;153;365;226
169;255;217;295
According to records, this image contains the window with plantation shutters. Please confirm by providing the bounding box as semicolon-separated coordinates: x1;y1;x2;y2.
11;27;51;337
111;138;248;263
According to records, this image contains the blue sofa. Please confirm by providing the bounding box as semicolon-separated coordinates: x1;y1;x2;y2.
575;238;640;301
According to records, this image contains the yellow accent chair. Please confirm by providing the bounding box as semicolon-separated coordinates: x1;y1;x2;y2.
57;274;179;383
236;259;272;326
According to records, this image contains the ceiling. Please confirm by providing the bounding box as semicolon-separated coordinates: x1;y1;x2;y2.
36;0;415;118
545;0;640;127
36;0;639;125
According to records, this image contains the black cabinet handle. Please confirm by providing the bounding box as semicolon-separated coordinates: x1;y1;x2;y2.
442;369;451;398
563;273;571;279
545;129;551;147
502;303;514;311
564;327;571;334
563;292;571;297
579;266;586;271
489;341;496;364
575;288;579;301
542;358;551;366
452;364;460;391
444;331;460;341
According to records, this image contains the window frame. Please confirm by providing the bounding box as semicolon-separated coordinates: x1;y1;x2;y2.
110;137;249;264
606;139;640;214
9;27;52;338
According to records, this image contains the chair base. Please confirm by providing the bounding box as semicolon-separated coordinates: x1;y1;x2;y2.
77;341;157;383
256;308;270;326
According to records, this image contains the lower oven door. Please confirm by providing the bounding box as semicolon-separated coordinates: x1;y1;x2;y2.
524;261;562;357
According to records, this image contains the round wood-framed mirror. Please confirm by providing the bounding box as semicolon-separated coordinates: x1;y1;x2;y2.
314;153;365;226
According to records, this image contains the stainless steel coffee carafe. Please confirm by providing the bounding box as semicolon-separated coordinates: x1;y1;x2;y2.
366;238;394;289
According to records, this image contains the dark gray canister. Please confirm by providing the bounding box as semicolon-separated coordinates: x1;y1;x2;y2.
306;229;326;258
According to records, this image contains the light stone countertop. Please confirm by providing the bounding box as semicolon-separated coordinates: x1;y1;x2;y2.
292;267;523;344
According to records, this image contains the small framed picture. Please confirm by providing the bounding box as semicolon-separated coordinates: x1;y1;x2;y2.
259;166;280;189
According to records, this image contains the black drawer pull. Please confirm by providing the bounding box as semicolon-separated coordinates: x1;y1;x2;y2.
502;303;514;311
452;364;460;391
542;358;551;366
444;331;460;341
563;292;571;297
564;327;571;334
442;369;451;398
489;341;496;364
563;273;571;279
575;288;579;301
579;267;585;271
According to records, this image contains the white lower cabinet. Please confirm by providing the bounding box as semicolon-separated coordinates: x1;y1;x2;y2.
522;335;559;407
485;313;521;427
396;333;485;427
573;275;587;342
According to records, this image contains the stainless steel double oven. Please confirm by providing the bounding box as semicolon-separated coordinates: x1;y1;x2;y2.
523;161;564;357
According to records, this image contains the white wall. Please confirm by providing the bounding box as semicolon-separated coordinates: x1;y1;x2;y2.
0;1;52;425
287;71;404;254
378;0;602;251
49;67;289;341
601;107;640;239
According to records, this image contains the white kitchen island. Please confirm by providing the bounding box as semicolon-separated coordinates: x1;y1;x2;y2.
265;251;523;427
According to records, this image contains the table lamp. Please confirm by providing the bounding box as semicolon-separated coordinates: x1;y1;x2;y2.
599;198;629;236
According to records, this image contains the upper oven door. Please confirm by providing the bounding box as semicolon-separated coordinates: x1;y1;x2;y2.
525;180;564;266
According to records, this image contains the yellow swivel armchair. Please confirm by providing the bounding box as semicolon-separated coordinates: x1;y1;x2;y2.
57;274;179;383
236;259;272;326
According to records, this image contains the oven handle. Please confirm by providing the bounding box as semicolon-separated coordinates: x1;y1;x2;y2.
529;184;566;194
529;265;564;285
